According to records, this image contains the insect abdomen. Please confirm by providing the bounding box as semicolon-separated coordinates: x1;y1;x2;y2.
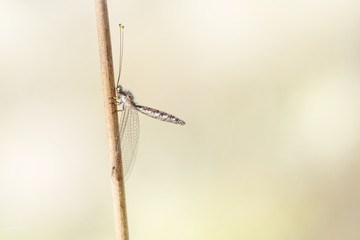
135;105;185;125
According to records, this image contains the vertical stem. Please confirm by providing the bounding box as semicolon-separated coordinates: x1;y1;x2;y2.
94;0;129;239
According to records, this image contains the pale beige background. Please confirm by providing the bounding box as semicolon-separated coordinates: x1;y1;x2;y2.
1;1;360;240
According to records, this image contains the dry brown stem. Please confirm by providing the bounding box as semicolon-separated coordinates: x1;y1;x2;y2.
94;0;129;239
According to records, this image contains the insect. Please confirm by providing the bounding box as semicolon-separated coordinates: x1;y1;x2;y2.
112;25;185;181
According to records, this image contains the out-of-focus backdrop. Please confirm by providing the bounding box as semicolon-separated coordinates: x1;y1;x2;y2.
1;1;360;240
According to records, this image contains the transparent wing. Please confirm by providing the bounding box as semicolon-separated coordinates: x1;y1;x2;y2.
118;104;140;181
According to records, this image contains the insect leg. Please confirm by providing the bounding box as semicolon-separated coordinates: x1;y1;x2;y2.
112;103;124;114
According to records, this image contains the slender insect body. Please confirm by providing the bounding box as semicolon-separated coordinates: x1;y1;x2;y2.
113;24;185;181
116;84;185;125
135;105;185;125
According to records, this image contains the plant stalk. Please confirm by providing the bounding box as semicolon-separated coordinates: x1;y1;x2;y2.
94;0;129;239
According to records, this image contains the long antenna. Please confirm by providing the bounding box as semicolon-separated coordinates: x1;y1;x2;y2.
116;24;125;87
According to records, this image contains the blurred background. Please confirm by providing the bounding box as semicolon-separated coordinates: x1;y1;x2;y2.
1;0;360;239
